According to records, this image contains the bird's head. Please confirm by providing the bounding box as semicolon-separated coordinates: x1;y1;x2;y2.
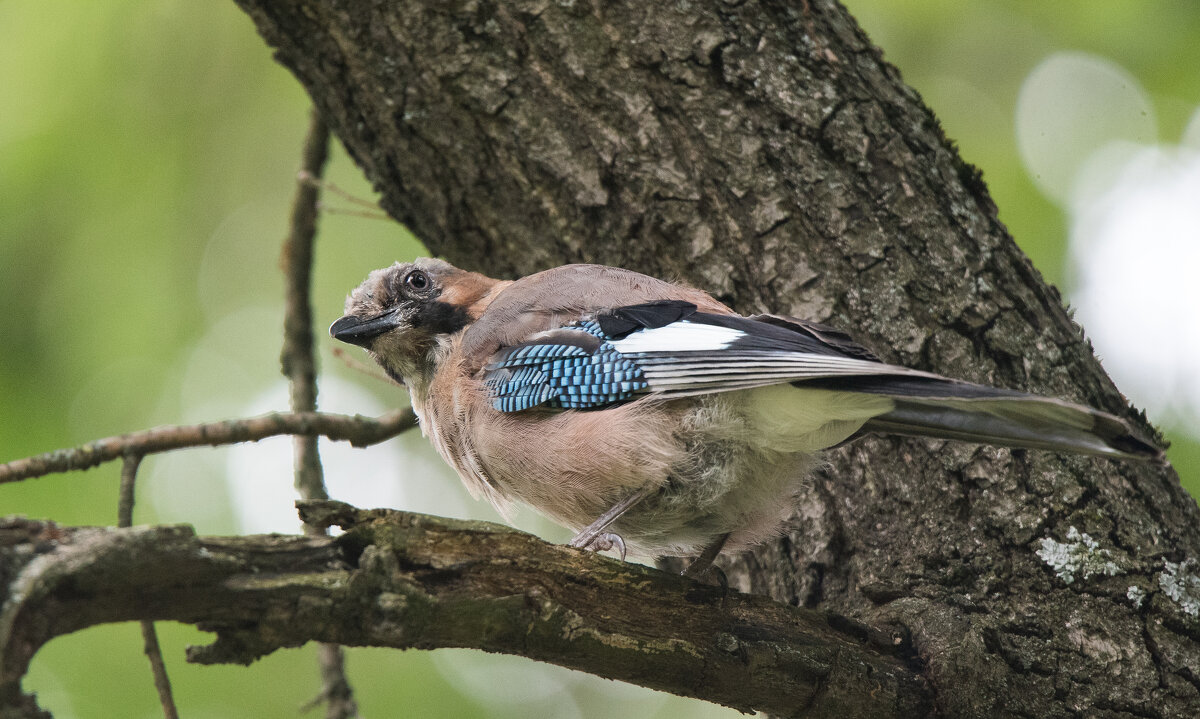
330;258;501;389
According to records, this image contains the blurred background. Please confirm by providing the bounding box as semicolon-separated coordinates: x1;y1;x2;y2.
1;2;1197;717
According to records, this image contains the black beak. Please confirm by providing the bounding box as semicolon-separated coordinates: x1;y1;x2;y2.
329;311;400;347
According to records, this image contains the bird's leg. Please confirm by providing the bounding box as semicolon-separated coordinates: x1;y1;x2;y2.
682;532;731;579
568;485;654;561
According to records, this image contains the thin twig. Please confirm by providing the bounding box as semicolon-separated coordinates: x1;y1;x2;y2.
331;346;397;384
316;204;391;221
0;409;416;484
298;170;387;211
139;622;180;719
118;455;181;719
283;108;359;719
299;644;357;716
117;454;142;529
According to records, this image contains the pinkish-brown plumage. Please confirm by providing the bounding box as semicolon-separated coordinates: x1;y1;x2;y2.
332;259;1161;564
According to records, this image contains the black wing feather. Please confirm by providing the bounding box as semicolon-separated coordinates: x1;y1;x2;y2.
596;300;698;338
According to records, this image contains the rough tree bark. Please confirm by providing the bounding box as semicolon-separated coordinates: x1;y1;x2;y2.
0;505;928;718
4;0;1197;717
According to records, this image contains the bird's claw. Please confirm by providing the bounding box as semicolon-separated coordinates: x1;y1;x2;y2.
568;531;627;561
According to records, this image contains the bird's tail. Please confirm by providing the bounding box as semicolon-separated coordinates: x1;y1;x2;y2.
811;376;1164;462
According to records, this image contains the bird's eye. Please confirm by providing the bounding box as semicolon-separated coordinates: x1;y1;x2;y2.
404;270;430;291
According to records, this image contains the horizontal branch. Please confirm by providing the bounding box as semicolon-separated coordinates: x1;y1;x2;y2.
0;410;416;484
0;505;930;718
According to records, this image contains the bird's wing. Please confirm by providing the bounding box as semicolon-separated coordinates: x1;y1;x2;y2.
458;264;735;371
479;300;1163;461
479;299;929;410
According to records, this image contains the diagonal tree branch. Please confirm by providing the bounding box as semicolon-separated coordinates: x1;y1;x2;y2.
0;505;930;719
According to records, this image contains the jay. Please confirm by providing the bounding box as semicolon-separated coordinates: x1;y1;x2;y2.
331;259;1161;572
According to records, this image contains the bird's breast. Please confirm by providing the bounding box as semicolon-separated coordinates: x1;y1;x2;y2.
421;379;889;556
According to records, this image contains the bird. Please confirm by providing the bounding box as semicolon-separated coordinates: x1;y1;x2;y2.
330;258;1162;574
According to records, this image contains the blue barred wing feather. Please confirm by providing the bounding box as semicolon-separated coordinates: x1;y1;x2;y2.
483;320;650;411
480;300;905;413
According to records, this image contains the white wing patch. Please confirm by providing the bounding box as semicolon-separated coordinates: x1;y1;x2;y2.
608;320;744;353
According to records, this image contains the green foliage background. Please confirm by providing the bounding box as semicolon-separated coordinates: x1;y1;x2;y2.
1;2;1196;716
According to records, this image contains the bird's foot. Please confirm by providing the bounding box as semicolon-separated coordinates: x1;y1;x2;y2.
568;531;628;561
686;563;729;589
681;532;731;582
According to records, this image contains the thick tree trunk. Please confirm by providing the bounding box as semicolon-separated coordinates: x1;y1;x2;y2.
79;0;1200;716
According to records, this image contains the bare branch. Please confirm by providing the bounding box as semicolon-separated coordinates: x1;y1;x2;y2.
281;108;359;719
298;171;388;216
116;455;181;719
305;644;357;719
0;507;931;718
331;347;395;385
314;204;391;221
138;620;180;719
282;108;332;506
117;454;142;529
0;410;416;484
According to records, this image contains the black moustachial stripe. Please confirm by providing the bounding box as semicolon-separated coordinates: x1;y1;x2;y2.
414;300;472;335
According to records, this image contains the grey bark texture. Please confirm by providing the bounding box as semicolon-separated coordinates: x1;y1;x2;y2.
4;0;1197;716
